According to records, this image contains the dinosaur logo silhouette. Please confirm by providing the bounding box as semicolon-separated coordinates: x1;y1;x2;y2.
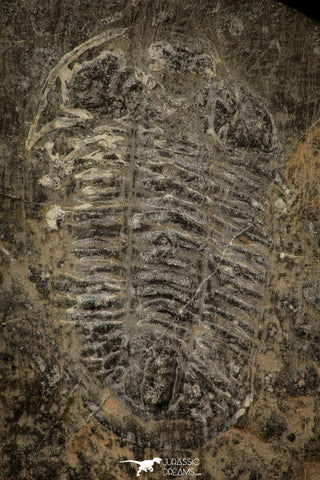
119;457;162;476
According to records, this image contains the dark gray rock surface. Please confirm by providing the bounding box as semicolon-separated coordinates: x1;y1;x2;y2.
1;1;320;479
303;281;320;310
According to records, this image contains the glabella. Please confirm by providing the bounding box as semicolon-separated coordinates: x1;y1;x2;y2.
162;458;200;466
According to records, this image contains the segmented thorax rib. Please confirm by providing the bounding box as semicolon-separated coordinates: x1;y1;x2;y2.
27;31;283;447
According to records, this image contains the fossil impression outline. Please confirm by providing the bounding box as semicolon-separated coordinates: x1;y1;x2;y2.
26;29;284;445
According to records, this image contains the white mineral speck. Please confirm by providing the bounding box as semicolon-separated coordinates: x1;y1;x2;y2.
46;205;65;231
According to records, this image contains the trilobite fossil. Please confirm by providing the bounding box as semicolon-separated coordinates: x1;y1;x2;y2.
26;29;283;447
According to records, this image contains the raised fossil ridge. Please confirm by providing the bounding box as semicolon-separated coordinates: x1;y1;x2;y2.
27;31;284;446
